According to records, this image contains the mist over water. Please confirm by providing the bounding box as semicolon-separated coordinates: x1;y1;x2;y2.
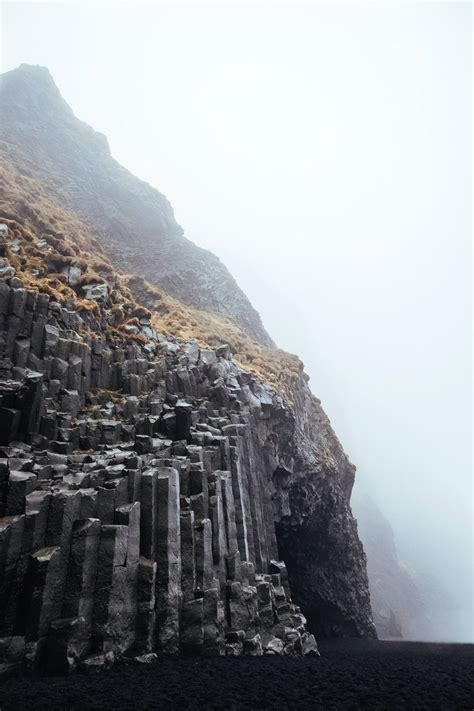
2;2;472;641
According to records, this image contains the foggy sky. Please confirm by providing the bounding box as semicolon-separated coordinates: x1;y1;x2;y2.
1;2;472;641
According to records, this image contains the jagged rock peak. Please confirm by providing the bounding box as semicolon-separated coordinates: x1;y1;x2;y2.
0;64;274;348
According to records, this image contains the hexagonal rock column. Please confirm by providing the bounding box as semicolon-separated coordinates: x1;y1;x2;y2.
136;557;156;653
228;446;251;564
218;470;241;582
208;472;227;588
93;524;134;655
6;472;38;515
202;588;225;656
115;501;141;647
139;469;158;560
155;467;181;652
180;509;196;603
61;518;101;658
194;518;215;596
0;515;25;635
45;490;82;620
3;492;51;636
115;502;140;571
23;546;62;643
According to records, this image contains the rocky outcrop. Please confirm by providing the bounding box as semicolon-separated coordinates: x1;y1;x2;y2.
0;64;274;348
0;265;375;673
0;62;377;674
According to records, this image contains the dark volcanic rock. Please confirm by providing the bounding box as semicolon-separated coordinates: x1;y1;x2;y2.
0;63;379;673
0;277;375;671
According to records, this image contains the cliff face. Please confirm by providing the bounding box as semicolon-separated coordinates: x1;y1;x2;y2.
0;65;376;674
0;64;274;348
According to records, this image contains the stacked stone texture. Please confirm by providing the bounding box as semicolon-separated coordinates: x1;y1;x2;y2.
0;279;326;674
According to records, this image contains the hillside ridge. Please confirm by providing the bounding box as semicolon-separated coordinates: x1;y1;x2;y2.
0;64;274;347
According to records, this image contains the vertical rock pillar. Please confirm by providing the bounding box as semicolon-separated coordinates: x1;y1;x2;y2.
194;518;215;596
136;557;156;653
155;467;181;653
139;469;158;560
92;524;129;654
180;509;196;602
45;490;81;620
208;472;228;588
219;470;241;582
23;546;62;648
62;518;101;657
229;446;252;564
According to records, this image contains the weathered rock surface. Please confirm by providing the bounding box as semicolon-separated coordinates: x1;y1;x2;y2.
0;64;274;348
0;275;375;672
0;61;377;674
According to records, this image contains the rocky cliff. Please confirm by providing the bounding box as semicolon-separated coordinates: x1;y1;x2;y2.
0;65;376;675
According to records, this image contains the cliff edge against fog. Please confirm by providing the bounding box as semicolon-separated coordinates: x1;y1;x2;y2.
0;64;375;674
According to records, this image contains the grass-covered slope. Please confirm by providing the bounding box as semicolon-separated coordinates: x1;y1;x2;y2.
0;64;274;347
0;154;303;400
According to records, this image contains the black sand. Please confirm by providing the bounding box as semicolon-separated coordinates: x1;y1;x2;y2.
1;640;473;710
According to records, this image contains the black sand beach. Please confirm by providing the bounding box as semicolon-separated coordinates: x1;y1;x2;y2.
1;640;473;710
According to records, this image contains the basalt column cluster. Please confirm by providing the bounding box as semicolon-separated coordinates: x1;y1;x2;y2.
0;279;318;674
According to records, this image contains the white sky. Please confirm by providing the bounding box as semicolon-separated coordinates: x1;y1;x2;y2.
1;1;472;640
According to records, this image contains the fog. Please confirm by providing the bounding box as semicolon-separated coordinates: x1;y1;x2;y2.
2;2;472;641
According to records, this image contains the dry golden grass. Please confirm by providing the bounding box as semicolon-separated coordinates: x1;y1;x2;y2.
124;275;304;398
0;153;305;401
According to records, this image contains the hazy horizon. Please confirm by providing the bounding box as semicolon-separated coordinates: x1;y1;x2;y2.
1;1;472;641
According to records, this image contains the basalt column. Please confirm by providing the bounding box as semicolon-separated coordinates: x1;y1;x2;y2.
155;467;181;652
